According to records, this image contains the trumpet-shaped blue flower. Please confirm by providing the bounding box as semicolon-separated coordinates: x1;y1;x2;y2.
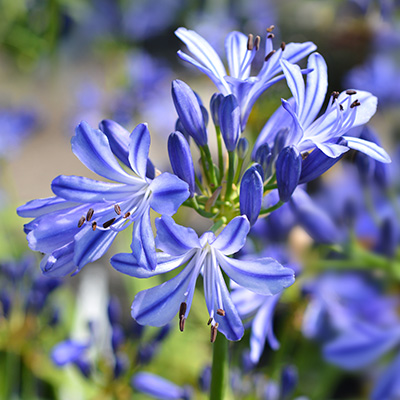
17;121;189;276
254;53;391;164
175;27;316;128
111;215;295;341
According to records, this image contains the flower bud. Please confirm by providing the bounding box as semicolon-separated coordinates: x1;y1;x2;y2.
254;143;272;179
171;80;208;147
168;132;196;197
237;138;249;159
219;94;240;151
276;146;302;202
240;165;263;226
210;93;224;126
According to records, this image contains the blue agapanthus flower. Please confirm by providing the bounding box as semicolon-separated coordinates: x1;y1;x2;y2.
111;215;295;341
175;27;316;128
17;120;189;276
254;53;391;163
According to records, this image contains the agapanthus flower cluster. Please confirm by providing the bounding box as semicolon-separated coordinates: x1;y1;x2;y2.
18;25;391;346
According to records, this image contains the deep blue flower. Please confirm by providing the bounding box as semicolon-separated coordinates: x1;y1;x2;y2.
132;372;192;400
176;27;316;129
254;53;391;164
276;146;302;202
17;121;189;276
240;165;264;226
111;215;295;341
218;94;241;151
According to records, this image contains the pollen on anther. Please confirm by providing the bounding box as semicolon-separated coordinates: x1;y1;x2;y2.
211;323;219;343
267;33;275;39
266;25;275;32
124;212;131;218
247;34;254;51
207;317;213;326
217;308;225;316
350;100;361;108
78;216;85;228
281;41;286;51
103;218;116;229
265;50;276;62
114;204;121;215
254;36;261;50
346;89;357;95
92;221;97;231
179;317;186;332
86;208;94;222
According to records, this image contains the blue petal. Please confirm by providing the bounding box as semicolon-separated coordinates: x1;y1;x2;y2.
250;294;281;363
17;196;78;218
281;99;304;145
276;146;302;202
225;31;250;78
219;94;241;151
132;372;189;400
155;216;200;256
217;253;295;296
343;136;391;163
52;175;145;203
211;216;250;255
73;223;118;269
149;172;189;216
168;131;196;197
372;352;400;400
280;59;305;117
128;123;151;179
72;121;137;185
323;324;400;370
40;242;77;277
51;340;89;366
111;251;193;278
314;141;350;158
98;119;130;167
301;53;328;127
131;262;197;327
239;165;263;226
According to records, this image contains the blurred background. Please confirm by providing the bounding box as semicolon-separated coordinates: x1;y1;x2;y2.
1;0;400;399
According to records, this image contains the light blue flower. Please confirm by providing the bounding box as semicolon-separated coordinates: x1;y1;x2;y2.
175;27;316;129
111;215;295;341
254;53;391;163
17;121;189;276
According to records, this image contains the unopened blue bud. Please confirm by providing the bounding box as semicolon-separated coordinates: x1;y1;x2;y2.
219;94;241;151
240;165;263;226
280;365;298;399
175;118;191;143
276;146;302;202
254;143;272;179
210;93;224;126
111;324;125;352
200;105;209;127
107;296;122;326
171;80;208;147
237;138;249;159
376;218;397;258
168;132;196;197
272;128;289;159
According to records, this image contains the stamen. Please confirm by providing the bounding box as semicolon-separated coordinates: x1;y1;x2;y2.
346;89;357;95
247;34;254;51
217;308;225;316
266;25;275;32
302;152;310;160
265;50;276;62
211;323;219;343
78;216;85;228
124;212;131;218
92;221;97;231
254;36;261;51
179;302;187;332
267;33;275;39
281;41;286;51
340;104;344;111
350;100;361;108
103;218;116;229
86;208;94;222
207;317;213;326
114;204;121;215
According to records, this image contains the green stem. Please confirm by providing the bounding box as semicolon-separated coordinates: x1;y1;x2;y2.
215;126;224;184
233;158;244;184
259;200;284;216
210;333;228;400
224;151;236;201
202;145;218;189
263;183;278;192
195;174;206;195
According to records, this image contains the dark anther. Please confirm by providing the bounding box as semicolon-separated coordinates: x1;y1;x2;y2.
265;50;276;62
346;89;357;95
207;317;213;326
331;91;339;99
179;317;186;332
102;218;116;229
179;302;187;332
247;34;254;51
92;221;97;231
86;208;94;222
302;152;310;160
340;104;344;111
267;33;275;39
124;212;131;218
280;41;286;51
114;204;121;215
211;323;219;343
217;308;225;316
254;36;261;50
350;100;361;108
266;25;275;32
78;216;85;228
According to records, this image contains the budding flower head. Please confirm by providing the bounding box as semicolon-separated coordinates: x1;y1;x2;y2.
237;137;249;159
276;146;302;202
